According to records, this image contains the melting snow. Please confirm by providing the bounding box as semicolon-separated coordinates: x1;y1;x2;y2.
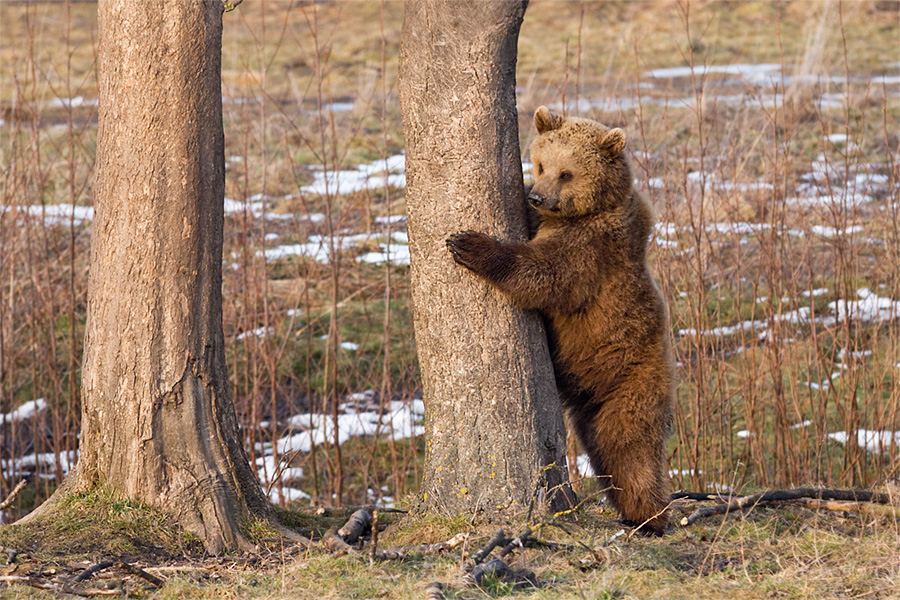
45;96;97;108
647;63;782;81
261;232;409;266
1;398;48;422
810;225;864;237
2;203;94;226
301;154;406;196
267;487;311;503
274;399;425;457
830;288;900;324
236;326;274;341
2;392;425;510
575;454;594;477
827;430;900;455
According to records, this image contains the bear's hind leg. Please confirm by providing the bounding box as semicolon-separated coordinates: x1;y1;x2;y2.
579;401;671;535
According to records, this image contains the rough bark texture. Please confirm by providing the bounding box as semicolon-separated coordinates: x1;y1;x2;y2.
21;0;274;554
399;0;569;518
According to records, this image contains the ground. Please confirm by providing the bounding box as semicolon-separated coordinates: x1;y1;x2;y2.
1;487;898;599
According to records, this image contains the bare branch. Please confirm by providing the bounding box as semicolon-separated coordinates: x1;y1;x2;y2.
0;481;27;511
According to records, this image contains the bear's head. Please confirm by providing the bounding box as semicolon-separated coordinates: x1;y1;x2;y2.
528;106;632;217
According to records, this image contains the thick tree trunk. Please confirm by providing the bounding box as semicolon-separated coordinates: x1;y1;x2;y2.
399;0;570;518
21;0;279;554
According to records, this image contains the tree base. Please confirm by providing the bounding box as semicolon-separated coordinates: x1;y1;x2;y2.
15;478;309;557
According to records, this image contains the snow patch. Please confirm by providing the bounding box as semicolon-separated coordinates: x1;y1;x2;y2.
647;63;782;81
1;398;48;422
301;154;406;196
827;430;900;455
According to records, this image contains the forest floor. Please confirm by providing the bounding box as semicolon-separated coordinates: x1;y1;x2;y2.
1;485;899;600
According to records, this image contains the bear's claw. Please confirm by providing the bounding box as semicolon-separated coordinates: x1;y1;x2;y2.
446;230;490;271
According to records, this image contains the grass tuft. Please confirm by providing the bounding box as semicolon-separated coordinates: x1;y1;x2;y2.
0;486;203;561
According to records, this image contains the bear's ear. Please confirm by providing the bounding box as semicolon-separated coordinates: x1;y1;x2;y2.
598;128;627;156
534;106;564;134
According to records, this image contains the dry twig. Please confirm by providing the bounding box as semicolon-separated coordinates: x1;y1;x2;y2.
0;481;27;511
302;504;407;516
375;532;470;561
368;510;380;563
117;562;163;587
69;561;114;586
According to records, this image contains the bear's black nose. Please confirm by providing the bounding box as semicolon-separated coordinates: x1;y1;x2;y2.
527;192;545;208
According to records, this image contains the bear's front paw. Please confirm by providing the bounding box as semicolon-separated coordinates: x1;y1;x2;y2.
446;230;495;273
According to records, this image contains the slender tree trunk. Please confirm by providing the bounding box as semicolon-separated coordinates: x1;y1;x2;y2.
21;0;283;554
399;0;570;518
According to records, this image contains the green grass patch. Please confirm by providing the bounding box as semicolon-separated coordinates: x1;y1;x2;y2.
0;486;203;562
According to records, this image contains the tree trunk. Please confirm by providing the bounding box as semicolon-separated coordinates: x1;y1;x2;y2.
21;0;281;554
399;0;570;518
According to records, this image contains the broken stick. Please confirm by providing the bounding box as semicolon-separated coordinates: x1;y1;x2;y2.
0;481;26;511
469;528;506;566
337;508;372;544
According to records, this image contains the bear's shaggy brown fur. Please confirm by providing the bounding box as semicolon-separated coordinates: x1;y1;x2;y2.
446;106;675;535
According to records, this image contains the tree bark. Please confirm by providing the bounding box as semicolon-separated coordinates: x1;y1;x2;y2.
399;0;569;518
21;0;280;554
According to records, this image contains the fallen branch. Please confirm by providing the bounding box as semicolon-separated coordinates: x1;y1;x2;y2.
69;561;115;586
0;575;59;590
497;525;533;560
497;535;571;553
375;532;470;561
322;528;353;555
461;558;511;587
424;581;446;600
461;558;537;590
671;490;741;502
469;528;506;566
337;508;372;544
681;488;896;527
603;529;626;547
117;562;164;587
0;481;27;511
789;499;900;519
541;520;610;568
302;504;407;516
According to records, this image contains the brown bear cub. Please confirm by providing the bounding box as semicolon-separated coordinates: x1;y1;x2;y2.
446;106;675;535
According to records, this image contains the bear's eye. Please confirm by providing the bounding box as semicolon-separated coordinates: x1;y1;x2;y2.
537;162;543;175
559;171;573;182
